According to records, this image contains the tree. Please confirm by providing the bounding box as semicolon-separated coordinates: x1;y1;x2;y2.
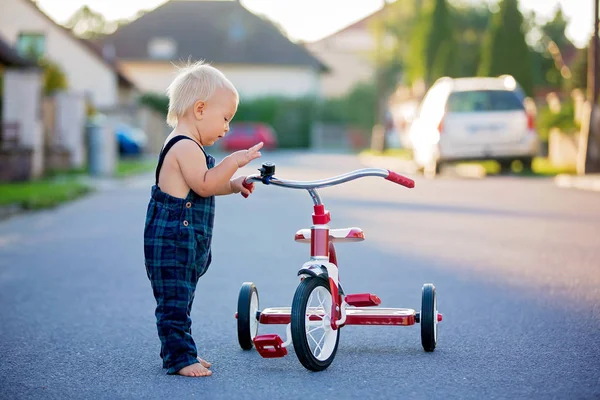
452;3;490;77
426;0;457;83
541;6;571;50
570;47;588;90
64;5;118;39
39;59;68;95
478;0;533;95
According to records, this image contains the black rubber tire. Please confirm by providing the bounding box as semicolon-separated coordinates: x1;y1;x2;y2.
291;277;340;371
498;160;513;174
237;282;259;350
520;157;533;171
421;283;437;352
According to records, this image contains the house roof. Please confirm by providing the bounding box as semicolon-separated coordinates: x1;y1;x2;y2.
0;36;35;67
307;1;396;45
21;0;135;88
99;0;327;71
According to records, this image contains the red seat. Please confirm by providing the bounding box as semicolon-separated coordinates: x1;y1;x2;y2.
294;227;364;243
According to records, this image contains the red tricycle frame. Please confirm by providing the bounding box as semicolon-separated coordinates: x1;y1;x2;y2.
236;163;442;371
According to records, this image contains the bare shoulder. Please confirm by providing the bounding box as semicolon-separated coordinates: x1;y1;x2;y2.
171;137;208;171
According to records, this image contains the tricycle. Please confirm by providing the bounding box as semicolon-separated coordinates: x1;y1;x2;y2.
235;162;442;371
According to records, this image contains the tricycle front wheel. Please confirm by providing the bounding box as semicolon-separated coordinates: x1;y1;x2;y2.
291;277;340;371
237;282;259;350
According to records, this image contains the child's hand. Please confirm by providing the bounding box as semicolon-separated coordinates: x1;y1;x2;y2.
230;176;254;196
234;142;263;168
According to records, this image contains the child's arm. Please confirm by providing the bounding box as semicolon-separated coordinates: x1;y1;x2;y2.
178;142;263;198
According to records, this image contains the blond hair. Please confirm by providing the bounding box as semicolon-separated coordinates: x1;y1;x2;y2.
166;60;238;128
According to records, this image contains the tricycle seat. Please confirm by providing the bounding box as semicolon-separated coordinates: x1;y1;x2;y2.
294;227;364;243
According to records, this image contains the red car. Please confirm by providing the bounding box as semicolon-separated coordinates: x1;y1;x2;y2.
221;122;278;151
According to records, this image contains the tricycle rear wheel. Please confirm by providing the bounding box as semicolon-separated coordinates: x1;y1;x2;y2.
237;282;259;350
421;283;438;352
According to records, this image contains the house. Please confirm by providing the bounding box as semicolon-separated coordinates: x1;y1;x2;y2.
304;6;386;98
0;0;136;109
99;0;327;99
0;37;43;181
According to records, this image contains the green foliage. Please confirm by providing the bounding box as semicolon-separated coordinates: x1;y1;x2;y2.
452;3;490;77
65;5;118;39
536;101;580;142
136;82;379;149
235;96;318;148
425;0;457;83
569;47;587;90
139;92;169;116
478;0;533;95
39;59;68;95
319;82;378;131
0;178;92;209
541;6;570;50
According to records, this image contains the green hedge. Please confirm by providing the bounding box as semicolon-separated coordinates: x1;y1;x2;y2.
138;82;378;149
536;101;580;142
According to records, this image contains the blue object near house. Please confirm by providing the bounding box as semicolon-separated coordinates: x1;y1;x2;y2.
115;124;148;155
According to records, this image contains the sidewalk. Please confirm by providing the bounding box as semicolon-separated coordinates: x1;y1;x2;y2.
554;173;600;192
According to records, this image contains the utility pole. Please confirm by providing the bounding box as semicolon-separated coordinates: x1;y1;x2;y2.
587;0;599;104
371;0;390;152
579;0;600;174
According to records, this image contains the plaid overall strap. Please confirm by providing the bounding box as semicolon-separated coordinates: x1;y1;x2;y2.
155;135;205;185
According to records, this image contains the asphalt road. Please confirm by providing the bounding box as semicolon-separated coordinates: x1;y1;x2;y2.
1;151;599;400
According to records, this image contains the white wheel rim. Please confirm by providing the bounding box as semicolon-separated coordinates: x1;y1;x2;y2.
305;286;337;361
433;295;438;343
250;291;259;339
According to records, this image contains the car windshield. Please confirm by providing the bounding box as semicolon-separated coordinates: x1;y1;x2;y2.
229;125;255;136
446;90;524;112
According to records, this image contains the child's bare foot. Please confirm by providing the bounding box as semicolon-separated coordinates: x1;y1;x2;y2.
197;357;211;368
177;362;212;377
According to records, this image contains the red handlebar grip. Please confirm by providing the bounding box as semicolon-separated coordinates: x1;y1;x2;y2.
385;170;415;188
241;180;253;198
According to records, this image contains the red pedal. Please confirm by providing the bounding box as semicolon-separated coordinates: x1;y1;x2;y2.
253;334;288;358
345;293;381;307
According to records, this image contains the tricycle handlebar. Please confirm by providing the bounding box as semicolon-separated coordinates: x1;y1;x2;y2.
241;164;414;198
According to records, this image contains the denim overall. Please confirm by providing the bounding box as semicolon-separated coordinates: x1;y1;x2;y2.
143;135;215;374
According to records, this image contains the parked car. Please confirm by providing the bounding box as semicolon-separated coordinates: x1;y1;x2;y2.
221;122;277;151
115;124;148;155
408;75;539;175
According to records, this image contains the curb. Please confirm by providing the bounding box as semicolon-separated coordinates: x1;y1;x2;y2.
358;154;418;174
554;174;600;192
0;204;23;221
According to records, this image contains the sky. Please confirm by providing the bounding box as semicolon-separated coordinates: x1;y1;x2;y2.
36;0;594;47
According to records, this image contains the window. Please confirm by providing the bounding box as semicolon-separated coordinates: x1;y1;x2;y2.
148;37;176;59
17;32;45;60
446;90;525;113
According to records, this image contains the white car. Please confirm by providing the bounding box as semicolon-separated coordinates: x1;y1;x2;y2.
408;75;539;174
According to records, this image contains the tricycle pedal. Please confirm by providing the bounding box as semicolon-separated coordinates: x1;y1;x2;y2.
253;334;288;358
345;293;381;307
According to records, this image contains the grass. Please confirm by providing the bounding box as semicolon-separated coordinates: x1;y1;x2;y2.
456;158;576;177
0;178;93;210
360;148;576;177
115;157;156;178
359;148;414;160
0;157;157;214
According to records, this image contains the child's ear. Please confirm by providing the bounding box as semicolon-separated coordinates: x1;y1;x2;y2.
193;100;206;120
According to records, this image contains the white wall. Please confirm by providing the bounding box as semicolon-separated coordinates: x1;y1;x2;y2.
0;0;119;107
305;27;378;98
119;61;321;99
216;64;321;99
54;92;87;168
2;68;44;178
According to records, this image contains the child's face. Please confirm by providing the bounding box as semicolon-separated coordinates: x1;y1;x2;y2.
195;88;238;146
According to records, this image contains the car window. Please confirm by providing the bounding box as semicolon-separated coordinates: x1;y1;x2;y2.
229;125;254;136
446;90;524;112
